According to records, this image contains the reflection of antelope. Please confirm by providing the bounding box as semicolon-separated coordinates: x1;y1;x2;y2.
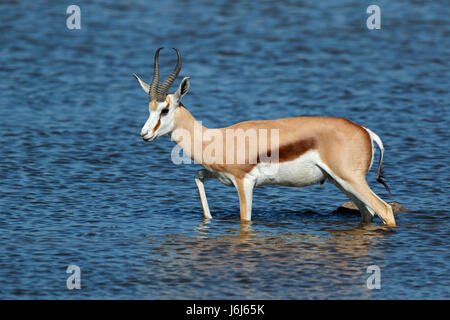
134;48;396;227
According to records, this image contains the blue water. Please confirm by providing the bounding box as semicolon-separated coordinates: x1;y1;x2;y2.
0;0;448;299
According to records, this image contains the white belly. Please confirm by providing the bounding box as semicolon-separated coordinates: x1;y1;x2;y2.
250;150;325;187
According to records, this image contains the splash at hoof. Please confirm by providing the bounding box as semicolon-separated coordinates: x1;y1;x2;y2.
335;201;406;215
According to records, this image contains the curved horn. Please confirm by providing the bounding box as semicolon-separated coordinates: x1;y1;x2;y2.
150;47;163;101
157;48;182;102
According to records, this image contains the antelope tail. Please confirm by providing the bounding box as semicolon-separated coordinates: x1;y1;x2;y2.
365;128;392;197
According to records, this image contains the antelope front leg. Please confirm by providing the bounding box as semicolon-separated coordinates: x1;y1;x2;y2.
194;169;212;219
235;177;255;222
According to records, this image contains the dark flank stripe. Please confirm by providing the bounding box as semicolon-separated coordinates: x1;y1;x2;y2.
258;137;318;163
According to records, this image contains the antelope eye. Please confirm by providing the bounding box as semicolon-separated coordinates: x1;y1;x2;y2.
161;108;169;115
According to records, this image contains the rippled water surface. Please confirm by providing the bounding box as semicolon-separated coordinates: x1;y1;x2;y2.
0;0;449;299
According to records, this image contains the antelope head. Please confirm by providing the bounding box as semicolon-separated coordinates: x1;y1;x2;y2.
134;48;190;142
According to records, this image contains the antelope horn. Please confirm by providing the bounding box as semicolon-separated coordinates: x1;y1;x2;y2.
150;47;163;101
157;48;182;102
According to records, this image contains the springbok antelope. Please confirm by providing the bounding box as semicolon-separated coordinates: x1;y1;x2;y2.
133;48;396;227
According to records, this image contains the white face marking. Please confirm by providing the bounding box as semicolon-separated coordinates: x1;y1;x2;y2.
138;77;190;142
140;98;175;142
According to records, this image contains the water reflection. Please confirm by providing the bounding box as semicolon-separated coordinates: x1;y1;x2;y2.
143;218;394;299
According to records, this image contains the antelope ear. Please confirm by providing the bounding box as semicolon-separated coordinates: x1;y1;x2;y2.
133;74;150;94
174;77;190;104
